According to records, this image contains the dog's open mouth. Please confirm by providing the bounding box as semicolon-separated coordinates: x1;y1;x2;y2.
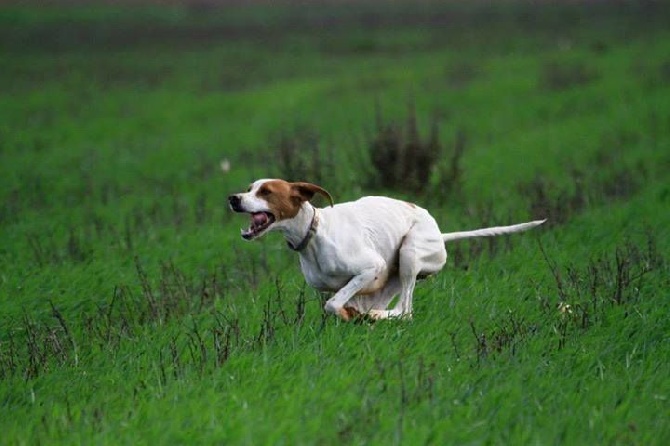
241;212;275;240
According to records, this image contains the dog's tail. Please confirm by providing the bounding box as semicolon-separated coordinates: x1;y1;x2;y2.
442;219;546;243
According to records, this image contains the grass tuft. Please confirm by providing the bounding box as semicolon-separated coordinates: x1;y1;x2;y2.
367;100;465;199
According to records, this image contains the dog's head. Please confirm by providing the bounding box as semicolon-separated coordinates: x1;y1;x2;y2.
228;179;334;240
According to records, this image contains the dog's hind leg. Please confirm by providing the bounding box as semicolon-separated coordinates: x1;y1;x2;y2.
394;235;420;318
323;261;385;321
392;221;447;318
347;277;401;320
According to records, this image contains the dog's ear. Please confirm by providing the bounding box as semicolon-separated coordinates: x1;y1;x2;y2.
291;182;334;207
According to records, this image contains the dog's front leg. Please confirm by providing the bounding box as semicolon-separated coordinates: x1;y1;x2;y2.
324;267;381;321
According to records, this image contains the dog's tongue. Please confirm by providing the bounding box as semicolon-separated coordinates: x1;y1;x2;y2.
251;212;268;227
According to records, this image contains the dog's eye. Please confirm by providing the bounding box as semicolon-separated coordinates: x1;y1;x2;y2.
258;187;271;196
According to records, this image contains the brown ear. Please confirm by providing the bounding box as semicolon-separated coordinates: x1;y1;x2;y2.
291;182;334;207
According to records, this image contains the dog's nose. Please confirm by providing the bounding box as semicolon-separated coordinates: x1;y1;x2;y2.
228;195;242;211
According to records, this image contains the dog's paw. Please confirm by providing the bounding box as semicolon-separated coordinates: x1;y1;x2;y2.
366;309;413;321
339;306;361;321
366;309;388;320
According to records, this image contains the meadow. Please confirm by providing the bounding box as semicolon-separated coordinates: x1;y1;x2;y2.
1;1;669;444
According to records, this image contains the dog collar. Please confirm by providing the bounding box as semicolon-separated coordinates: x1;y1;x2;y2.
288;206;319;252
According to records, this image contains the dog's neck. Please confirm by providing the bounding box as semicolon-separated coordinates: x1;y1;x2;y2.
279;202;319;251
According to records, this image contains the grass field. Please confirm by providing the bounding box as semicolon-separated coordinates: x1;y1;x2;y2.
1;1;669;444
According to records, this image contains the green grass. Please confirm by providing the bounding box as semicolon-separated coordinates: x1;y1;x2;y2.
1;2;669;444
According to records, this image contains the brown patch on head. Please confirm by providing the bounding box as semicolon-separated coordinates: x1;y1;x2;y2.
254;180;300;220
254;180;334;221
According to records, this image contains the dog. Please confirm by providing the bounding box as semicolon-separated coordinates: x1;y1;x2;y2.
229;179;545;321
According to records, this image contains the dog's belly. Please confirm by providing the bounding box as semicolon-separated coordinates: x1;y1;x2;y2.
301;266;390;295
308;277;389;295
304;274;349;293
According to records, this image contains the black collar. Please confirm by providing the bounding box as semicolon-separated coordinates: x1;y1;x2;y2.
287;206;319;252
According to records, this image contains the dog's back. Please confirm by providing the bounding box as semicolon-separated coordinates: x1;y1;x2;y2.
317;196;441;260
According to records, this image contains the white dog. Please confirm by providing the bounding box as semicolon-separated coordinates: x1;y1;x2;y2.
229;179;545;321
